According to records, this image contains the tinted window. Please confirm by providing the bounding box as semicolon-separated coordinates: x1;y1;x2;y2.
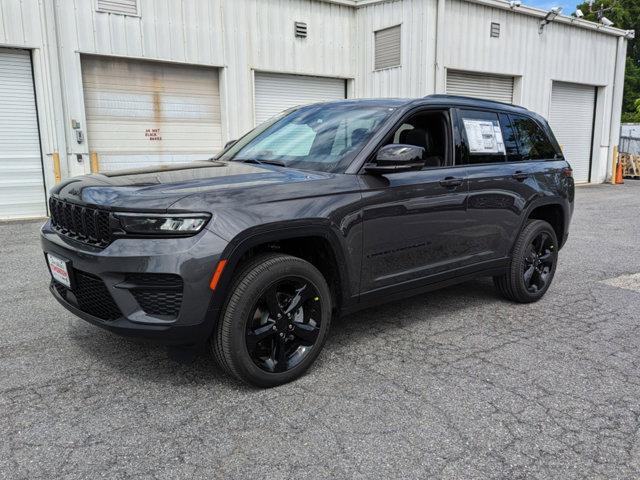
510;114;557;160
459;110;506;165
499;113;520;161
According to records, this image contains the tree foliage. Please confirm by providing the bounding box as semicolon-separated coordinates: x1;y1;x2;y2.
574;0;639;122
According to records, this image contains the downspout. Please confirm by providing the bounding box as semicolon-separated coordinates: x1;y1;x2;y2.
607;34;629;183
434;0;446;93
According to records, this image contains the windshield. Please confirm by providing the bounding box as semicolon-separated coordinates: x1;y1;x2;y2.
219;104;395;173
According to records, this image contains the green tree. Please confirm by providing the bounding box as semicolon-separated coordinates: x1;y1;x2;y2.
575;0;640;121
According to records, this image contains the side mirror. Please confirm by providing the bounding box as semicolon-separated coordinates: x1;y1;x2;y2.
224;139;238;150
364;144;425;174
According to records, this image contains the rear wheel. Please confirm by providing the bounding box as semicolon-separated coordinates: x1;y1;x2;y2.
494;219;558;303
212;254;331;387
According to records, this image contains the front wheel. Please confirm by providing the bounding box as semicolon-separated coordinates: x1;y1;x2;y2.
212;254;332;387
494;219;558;303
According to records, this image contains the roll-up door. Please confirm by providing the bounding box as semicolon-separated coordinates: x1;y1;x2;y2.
254;72;346;125
549;82;596;183
446;70;515;104
82;56;222;171
0;48;46;219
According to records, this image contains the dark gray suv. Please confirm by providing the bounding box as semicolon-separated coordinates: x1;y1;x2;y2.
41;95;575;387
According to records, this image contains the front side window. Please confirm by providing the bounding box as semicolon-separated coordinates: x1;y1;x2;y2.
220;104;395;173
385;110;450;169
509;114;557;160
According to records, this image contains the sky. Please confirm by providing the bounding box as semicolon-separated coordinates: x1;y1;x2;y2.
525;0;576;17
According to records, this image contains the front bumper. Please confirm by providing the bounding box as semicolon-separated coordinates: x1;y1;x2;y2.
41;220;229;345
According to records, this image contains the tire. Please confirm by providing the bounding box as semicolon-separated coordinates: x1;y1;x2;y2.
212;254;332;387
493;219;558;303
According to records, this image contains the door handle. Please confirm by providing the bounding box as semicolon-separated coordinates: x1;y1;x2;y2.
439;177;464;188
512;171;529;181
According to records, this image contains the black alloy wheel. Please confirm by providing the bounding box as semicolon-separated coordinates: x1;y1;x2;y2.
522;231;555;294
246;277;322;373
493;219;558;303
212;254;331;387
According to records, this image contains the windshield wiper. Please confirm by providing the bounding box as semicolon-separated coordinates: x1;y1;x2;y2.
235;158;286;167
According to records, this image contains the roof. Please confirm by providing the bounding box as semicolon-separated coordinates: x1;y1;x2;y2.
311;95;531;113
319;0;634;39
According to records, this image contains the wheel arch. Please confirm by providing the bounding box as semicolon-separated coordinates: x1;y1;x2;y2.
211;221;353;315
519;198;568;250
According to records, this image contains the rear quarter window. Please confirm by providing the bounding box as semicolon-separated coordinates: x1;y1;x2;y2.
509;114;557;160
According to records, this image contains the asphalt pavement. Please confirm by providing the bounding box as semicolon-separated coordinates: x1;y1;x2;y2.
2;182;640;479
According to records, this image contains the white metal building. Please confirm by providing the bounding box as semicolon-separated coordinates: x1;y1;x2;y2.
0;0;633;218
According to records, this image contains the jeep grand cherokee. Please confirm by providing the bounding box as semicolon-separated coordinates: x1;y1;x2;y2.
42;95;574;387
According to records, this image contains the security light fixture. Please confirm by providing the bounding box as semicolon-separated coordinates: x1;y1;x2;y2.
575;9;584;18
600;16;614;27
539;7;562;34
508;0;522;8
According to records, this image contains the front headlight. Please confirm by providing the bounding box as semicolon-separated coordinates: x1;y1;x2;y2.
115;213;211;235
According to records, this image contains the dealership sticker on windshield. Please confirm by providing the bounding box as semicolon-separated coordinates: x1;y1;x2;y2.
47;253;71;288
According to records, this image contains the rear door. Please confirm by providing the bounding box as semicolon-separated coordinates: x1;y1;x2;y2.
459;109;544;263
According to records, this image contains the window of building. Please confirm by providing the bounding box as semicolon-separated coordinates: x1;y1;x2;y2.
509;114;557;160
374;25;401;70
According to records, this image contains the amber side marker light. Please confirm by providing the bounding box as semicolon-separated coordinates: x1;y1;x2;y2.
562;167;573;177
209;259;228;290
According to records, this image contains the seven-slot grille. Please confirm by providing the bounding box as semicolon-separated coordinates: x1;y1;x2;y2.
49;197;111;247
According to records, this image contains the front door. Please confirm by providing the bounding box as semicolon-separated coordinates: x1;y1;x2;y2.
358;108;471;295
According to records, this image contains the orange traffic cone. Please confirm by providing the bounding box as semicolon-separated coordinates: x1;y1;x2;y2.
615;160;624;184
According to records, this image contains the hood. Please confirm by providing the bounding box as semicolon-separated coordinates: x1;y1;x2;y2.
51;161;335;211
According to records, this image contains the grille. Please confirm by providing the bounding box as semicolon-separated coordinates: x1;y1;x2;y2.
132;290;183;317
53;270;122;321
126;273;184;318
49;197;112;248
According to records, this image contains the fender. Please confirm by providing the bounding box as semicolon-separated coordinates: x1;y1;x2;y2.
512;195;570;252
209;219;356;312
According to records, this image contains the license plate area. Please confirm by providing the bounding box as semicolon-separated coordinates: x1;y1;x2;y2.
47;253;73;289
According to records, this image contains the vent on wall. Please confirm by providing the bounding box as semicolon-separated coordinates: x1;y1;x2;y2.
97;0;139;16
490;22;501;38
374;25;401;70
295;22;308;38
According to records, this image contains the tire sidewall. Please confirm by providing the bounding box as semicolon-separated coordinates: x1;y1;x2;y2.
225;257;332;387
511;220;558;301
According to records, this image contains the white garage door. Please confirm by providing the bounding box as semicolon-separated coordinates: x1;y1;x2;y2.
0;48;46;219
446;70;514;104
82;56;223;172
254;72;346;125
549;82;596;183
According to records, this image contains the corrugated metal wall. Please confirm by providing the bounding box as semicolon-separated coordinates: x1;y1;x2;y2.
443;0;618;115
0;0;629;204
355;0;437;98
54;0;354;158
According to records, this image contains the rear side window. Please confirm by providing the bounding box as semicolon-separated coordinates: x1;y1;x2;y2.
509;114;557;160
458;110;506;164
